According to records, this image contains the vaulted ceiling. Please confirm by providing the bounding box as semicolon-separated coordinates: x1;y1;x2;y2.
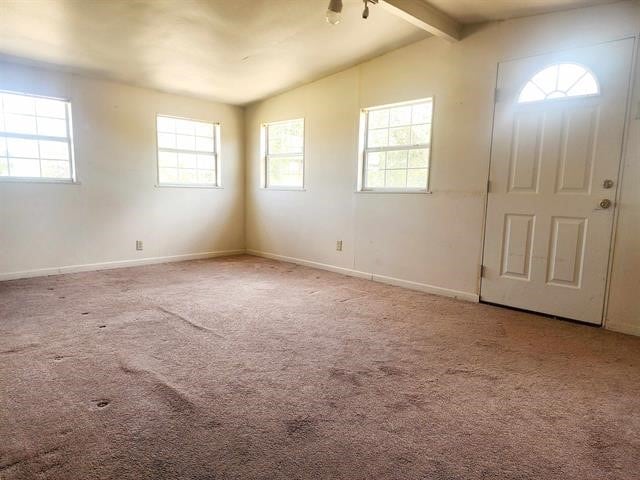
0;0;617;105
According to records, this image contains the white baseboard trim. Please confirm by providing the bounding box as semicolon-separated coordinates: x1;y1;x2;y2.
604;321;640;337
0;249;246;281
246;249;479;302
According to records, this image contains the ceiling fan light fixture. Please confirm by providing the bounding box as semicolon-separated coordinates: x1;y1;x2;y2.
326;0;343;25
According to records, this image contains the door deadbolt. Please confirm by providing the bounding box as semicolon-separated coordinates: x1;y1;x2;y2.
599;199;612;209
603;179;614;189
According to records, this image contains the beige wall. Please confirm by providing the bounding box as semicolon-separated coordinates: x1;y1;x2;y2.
245;2;640;329
0;62;245;278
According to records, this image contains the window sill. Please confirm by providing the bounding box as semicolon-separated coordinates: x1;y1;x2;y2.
0;177;80;185
262;187;306;191
155;184;223;189
355;189;432;194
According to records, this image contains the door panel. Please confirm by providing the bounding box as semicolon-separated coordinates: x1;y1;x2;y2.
481;39;633;324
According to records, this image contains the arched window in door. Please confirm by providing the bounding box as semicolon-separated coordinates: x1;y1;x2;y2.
518;63;599;103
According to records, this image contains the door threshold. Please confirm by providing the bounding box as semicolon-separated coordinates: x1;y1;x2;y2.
479;301;602;328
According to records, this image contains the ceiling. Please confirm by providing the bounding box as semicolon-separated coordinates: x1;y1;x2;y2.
427;0;618;23
0;0;617;105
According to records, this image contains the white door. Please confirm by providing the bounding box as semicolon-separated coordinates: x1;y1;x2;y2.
481;39;634;324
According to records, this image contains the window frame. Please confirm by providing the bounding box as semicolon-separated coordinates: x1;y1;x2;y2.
155;114;222;189
260;117;306;191
357;98;434;194
0;90;77;184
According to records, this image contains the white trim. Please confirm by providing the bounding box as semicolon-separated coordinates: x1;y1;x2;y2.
604;321;640;337
0;249;245;281
246;249;479;302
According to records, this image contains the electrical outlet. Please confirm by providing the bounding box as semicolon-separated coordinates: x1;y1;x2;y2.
336;240;343;251
136;240;143;251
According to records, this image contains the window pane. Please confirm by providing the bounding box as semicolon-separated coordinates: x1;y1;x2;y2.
518;63;599;103
268;155;303;187
158;151;177;167
389;106;412;126
0;158;8;176
366;169;385;188
41;160;70;178
178;169;197;183
176;134;195;151
9;158;40;177
368;109;389;129
37;117;67;137
197;154;215;169
158;133;176;149
0;137;6;157
3;93;35;114
366;151;385;170
388;126;411;146
4;113;37;134
159;167;178;183
268;120;303;155
157;116;175;133
408;148;429;168
36;98;66;118
412;103;432;124
178;152;197;169
411;124;430;145
194;122;213;137
386;150;407;169
195;136;214;152
39;140;69;160
386;169;407;188
198;169;216;184
407;169;428;188
368;128;388;148
7;138;39;158
175;119;195;135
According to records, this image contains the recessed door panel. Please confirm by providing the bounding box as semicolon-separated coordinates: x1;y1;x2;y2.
501;214;534;279
508;112;543;193
555;106;599;195
547;217;587;287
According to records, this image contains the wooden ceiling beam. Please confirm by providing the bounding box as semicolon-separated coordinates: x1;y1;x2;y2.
380;0;462;42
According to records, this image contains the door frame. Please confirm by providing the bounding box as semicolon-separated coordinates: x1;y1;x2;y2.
478;36;639;325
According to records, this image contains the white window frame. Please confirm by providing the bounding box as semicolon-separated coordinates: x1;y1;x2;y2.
357;98;434;194
155;114;222;189
0;90;77;184
260;118;305;190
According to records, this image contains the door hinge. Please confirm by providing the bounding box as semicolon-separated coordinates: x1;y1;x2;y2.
487;179;491;193
494;88;502;103
480;265;486;277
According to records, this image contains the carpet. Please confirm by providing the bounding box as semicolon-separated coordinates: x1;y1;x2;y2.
1;255;639;479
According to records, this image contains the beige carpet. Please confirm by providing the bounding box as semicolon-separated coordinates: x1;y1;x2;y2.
1;255;639;480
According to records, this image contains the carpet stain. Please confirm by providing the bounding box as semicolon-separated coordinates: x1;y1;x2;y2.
284;416;318;436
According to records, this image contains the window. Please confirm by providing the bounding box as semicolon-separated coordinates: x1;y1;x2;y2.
359;99;433;191
518;63;599;103
0;91;75;181
156;115;220;187
262;118;304;189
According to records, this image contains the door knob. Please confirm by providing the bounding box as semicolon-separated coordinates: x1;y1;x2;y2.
599;199;612;209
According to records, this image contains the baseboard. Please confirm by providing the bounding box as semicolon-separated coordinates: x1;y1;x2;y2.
246;249;479;303
604;320;640;337
0;249;246;281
